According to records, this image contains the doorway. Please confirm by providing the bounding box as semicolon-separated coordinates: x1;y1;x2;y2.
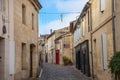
0;37;5;80
56;50;60;64
30;44;35;77
81;41;90;77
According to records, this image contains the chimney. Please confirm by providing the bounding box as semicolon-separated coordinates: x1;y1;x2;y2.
50;29;52;33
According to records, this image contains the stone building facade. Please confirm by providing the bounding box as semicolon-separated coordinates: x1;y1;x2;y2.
71;0;118;80
114;0;120;52
47;32;55;63
71;2;91;77
91;0;114;80
14;0;41;79
47;27;69;64
55;32;73;65
39;34;49;63
1;0;42;80
0;0;10;80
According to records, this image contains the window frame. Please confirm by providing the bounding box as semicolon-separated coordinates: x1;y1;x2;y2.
22;4;26;24
32;13;34;30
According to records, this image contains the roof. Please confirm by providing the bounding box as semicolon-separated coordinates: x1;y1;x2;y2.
47;27;69;39
54;32;70;41
72;1;91;33
29;0;42;11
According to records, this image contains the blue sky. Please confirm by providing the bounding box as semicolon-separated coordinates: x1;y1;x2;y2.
38;0;88;34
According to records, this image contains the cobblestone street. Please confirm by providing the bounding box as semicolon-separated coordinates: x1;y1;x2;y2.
38;63;90;80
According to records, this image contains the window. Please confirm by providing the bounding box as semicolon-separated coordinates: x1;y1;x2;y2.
88;10;90;32
0;0;2;11
100;0;105;12
22;4;26;24
21;43;26;70
93;39;96;53
32;13;34;30
82;19;85;36
101;33;107;70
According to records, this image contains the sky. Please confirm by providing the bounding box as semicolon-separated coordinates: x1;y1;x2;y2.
38;0;88;34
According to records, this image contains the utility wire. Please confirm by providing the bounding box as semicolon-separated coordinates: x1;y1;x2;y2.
39;12;80;22
39;12;81;14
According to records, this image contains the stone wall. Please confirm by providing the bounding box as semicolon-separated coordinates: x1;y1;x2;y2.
14;0;39;79
115;0;120;52
91;0;114;80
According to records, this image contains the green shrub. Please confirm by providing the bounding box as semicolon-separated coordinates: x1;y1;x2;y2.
62;56;73;66
109;52;120;79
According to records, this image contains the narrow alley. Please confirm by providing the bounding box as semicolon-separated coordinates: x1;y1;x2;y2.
38;63;90;80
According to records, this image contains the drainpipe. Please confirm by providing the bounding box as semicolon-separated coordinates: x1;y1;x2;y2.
89;1;94;80
111;0;116;54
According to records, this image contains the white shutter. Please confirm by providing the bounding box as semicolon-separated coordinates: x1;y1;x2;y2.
77;28;79;41
79;28;81;38
82;19;85;36
9;40;15;74
73;32;75;43
0;0;2;11
100;0;105;12
101;33;107;69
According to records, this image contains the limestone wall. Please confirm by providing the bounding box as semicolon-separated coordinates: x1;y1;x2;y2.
13;0;39;79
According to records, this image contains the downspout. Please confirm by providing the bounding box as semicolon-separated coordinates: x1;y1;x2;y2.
89;1;94;80
111;0;116;54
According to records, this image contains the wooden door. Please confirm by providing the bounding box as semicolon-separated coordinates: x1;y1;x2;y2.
56;50;60;64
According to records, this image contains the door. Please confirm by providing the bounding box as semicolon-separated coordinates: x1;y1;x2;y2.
56;50;60;64
30;46;33;77
45;53;48;63
30;44;35;77
0;38;5;80
81;41;90;77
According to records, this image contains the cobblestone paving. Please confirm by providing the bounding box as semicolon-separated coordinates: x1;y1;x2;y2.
38;63;90;80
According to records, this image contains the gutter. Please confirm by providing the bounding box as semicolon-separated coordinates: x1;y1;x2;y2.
111;0;116;54
89;1;94;80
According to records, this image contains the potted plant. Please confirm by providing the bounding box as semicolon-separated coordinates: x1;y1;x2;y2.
109;52;120;80
62;56;73;66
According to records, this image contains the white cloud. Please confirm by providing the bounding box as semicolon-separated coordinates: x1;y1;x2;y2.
39;0;88;34
39;13;79;34
56;0;88;12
